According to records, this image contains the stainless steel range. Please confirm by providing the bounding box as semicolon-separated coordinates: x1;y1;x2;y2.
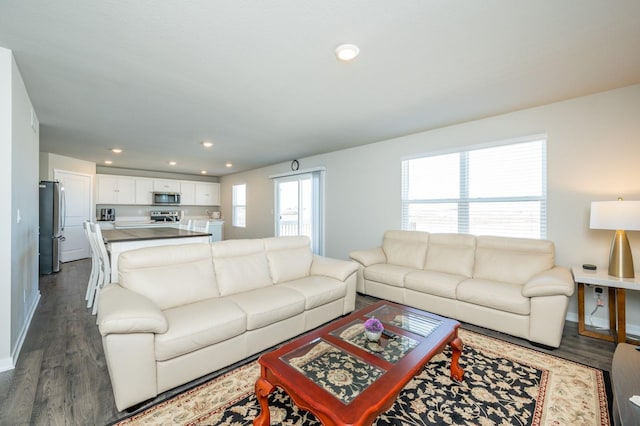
150;210;180;222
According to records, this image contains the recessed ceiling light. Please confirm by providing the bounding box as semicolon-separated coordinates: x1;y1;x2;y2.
335;44;360;61
200;170;208;174
168;161;177;166
201;141;214;148
225;162;233;168
104;160;112;165
111;148;123;154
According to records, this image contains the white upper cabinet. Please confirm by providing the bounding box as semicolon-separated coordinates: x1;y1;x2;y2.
195;182;220;206
96;174;219;206
135;178;154;205
180;182;196;205
96;175;136;204
153;179;180;193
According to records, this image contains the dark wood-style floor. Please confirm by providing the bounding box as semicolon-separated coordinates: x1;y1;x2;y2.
0;258;617;425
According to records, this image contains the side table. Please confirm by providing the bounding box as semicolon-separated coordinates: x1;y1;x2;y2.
572;266;640;345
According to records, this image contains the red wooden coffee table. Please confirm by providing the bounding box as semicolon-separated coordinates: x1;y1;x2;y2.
254;300;464;426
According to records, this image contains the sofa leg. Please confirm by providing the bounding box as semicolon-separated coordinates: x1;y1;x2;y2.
530;341;556;351
123;398;155;414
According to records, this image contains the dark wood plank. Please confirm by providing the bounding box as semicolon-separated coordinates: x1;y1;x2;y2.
0;349;43;425
0;259;617;425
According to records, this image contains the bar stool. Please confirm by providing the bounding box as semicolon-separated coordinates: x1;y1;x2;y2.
83;220;99;308
90;222;111;316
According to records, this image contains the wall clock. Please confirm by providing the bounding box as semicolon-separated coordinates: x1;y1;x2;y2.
291;160;299;171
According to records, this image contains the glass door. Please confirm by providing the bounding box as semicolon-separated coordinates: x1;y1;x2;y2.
275;171;323;254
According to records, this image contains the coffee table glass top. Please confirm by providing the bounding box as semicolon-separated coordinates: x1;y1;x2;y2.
367;304;442;337
280;339;385;404
330;320;419;363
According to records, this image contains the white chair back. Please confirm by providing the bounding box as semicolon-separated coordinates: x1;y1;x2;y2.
87;222;111;316
190;220;213;241
83;220;100;308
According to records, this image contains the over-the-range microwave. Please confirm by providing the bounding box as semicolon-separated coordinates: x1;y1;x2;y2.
153;192;181;205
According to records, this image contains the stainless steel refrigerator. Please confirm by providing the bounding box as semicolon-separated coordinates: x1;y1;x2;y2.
39;180;65;274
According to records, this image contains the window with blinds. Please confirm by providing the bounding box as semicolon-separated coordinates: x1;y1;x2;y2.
232;183;246;228
401;137;547;239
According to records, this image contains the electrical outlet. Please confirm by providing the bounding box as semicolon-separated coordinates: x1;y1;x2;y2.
593;286;603;299
596;296;605;307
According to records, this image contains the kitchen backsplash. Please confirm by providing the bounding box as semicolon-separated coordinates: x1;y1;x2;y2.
96;205;219;221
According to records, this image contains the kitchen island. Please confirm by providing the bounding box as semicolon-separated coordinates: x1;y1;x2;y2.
102;227;211;281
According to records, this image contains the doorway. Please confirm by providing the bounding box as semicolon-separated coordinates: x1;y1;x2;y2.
274;171;324;254
54;170;92;262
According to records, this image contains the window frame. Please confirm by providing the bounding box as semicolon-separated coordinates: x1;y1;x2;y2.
231;183;246;228
401;135;547;239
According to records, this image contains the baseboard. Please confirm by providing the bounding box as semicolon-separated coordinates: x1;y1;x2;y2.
566;311;640;337
0;357;13;372
0;290;41;372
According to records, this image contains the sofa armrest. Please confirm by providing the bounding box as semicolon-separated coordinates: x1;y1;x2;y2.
311;255;359;282
97;284;169;336
349;247;386;267
522;266;575;298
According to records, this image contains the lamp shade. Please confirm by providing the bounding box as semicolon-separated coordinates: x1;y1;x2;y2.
590;201;640;231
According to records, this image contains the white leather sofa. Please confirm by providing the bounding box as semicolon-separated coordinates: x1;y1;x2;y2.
97;236;358;411
349;231;574;348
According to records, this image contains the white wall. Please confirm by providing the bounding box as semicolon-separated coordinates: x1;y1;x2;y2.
40;152;95;180
221;83;640;332
0;45;13;371
0;47;40;371
221;165;283;240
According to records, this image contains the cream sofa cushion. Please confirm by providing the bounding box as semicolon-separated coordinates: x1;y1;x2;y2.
226;286;305;330
382;230;429;269
457;278;530;315
405;270;466;300
118;243;218;310
425;233;476;277
155;298;246;361
473;236;555;284
212;239;273;296
364;264;414;287
264;236;313;284
278;276;347;309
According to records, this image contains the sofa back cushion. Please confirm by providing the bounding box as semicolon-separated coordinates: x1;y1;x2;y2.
473;236;555;284
264;236;313;284
211;239;273;296
425;233;476;277
382;230;429;269
118;243;218;310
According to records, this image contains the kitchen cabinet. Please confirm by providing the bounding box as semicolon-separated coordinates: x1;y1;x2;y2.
195;182;220;206
153;179;180;193
96;174;219;206
209;220;224;241
135;178;154;205
96;174;136;204
180;182;196;205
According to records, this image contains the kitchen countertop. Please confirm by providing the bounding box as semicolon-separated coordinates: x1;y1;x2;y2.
102;227;211;243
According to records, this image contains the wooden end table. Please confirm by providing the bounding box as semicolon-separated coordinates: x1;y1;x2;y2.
572;266;640;345
253;301;464;426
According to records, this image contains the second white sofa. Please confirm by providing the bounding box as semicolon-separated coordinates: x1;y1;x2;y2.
350;231;574;348
97;236;358;411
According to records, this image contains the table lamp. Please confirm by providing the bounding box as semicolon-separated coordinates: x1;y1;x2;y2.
590;199;640;278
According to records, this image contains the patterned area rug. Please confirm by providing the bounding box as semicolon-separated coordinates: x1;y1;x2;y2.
116;329;610;425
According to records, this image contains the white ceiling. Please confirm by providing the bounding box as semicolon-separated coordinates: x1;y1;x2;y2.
1;1;639;176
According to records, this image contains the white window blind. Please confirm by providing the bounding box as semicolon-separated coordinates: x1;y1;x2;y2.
401;137;547;239
232;183;246;228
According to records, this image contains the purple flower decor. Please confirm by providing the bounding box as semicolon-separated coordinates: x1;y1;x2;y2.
364;318;384;333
